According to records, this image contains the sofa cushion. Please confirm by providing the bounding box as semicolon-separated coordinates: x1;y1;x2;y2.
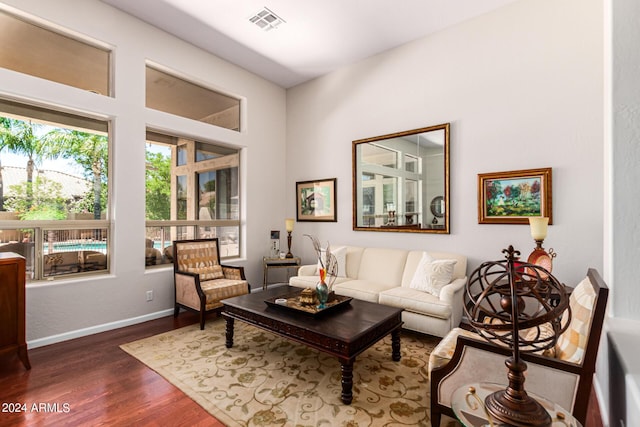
303;246;364;278
356;248;408;286
333;279;394;303
555;276;595;364
289;275;351;290
379;287;452;319
200;278;249;310
408;252;457;297
317;245;347;277
401;251;467;287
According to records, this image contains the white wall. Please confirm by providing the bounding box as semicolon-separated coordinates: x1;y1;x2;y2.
0;0;287;345
609;0;640;322
286;0;604;288
601;0;640;424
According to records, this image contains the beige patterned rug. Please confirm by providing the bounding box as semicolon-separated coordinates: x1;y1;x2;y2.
120;318;442;426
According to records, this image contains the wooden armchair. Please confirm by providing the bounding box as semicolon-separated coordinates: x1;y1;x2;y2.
428;268;609;426
173;238;250;329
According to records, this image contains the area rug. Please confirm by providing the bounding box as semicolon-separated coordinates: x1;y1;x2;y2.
120;318;441;426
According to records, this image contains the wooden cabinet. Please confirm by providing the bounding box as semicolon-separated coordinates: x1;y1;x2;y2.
0;253;30;369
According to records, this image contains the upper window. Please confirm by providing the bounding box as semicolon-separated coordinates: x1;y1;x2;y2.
146;65;241;131
0;10;111;96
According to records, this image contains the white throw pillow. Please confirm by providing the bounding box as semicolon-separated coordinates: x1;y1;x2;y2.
317;246;347;277
409;252;457;297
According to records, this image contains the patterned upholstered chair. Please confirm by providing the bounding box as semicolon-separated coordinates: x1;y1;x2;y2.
427;268;608;427
173;238;250;329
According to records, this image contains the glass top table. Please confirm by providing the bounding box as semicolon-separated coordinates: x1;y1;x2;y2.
451;382;582;427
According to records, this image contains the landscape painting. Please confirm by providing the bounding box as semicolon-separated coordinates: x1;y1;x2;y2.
478;168;552;224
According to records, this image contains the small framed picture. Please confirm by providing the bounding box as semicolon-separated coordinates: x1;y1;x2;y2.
296;178;337;222
478;168;552;224
270;230;280;240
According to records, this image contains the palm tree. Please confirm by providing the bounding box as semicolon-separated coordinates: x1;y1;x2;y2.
0;118;51;209
44;129;108;219
0;117;11;211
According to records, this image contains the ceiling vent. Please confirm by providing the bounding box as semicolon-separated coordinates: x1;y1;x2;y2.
248;7;285;31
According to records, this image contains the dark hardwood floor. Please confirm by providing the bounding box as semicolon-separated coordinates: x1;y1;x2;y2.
1;312;604;427
0;312;223;427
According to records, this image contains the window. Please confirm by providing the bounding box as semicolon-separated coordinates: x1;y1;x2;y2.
145;130;241;266
146;65;241;131
176;176;187;220
0;10;111;96
0;100;110;281
177;145;187;166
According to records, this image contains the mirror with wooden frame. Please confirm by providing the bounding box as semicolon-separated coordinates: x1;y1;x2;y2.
352;123;450;234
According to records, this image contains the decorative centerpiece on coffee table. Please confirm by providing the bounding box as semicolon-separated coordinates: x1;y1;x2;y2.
299;288;317;306
304;234;338;309
264;288;351;316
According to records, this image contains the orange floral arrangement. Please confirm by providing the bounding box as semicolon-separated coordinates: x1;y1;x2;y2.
305;234;338;290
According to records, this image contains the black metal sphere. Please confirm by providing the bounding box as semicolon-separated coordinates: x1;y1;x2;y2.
463;246;571;354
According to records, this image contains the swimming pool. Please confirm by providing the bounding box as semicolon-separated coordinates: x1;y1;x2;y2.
50;241;165;253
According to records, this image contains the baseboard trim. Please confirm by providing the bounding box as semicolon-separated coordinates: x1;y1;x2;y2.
27;309;175;349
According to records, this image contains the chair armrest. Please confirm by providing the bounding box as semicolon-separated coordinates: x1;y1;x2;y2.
175;270;199;280
431;335;583;416
297;264;317;276
221;264;247;280
174;271;205;309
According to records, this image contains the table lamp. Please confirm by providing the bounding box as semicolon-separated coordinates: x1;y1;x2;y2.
527;217;556;274
285;218;294;258
464;245;570;426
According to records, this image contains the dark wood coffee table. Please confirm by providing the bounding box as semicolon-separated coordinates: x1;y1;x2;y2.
222;286;403;405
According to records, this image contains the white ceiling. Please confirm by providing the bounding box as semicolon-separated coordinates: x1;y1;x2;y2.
100;0;518;88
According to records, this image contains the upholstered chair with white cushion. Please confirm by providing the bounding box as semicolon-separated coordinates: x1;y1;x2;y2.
427;268;609;427
173;238;250;329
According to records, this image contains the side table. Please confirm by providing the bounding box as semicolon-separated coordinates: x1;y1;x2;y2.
451;382;581;427
262;256;301;290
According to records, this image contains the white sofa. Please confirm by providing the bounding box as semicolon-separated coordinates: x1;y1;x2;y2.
289;246;467;337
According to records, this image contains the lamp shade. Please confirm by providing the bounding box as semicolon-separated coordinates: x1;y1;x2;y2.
285;218;294;232
529;217;549;240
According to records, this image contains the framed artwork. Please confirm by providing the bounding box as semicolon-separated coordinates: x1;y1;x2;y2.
478;168;552;224
296;178;337;222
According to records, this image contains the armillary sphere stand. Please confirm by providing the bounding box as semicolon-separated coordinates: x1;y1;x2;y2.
463;245;571;427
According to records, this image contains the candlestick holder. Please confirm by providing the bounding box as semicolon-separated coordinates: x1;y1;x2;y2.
286;231;293;258
285;218;294;258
